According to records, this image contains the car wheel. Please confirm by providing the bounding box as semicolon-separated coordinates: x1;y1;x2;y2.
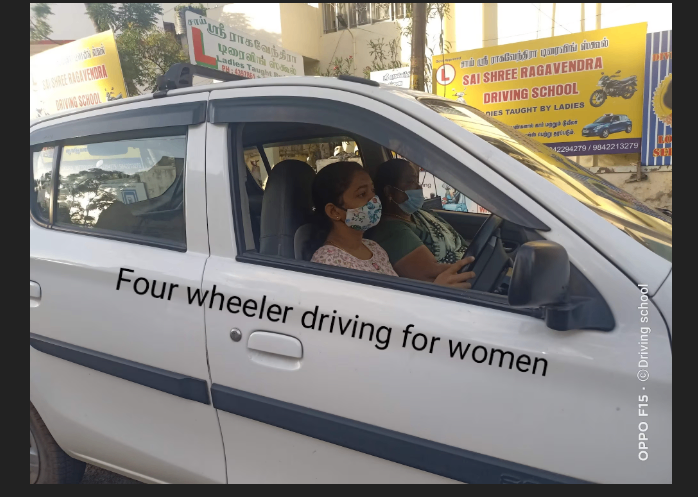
601;129;609;138
30;402;86;484
626;125;632;133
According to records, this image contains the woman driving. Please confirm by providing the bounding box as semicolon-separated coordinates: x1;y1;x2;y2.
367;159;469;283
309;161;476;289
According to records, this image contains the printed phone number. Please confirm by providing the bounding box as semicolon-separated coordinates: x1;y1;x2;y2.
548;142;640;153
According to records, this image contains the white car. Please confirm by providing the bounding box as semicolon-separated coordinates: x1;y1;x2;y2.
30;67;672;484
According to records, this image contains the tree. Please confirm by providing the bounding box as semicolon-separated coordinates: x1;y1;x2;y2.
403;3;452;92
117;28;189;95
30;3;54;41
84;3;188;95
84;3;162;33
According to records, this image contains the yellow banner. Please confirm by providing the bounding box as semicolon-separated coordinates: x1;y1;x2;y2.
432;23;647;155
30;31;127;120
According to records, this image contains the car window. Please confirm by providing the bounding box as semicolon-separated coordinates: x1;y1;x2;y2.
31;146;54;222
419;98;671;262
419;99;671;230
55;135;187;247
244;136;362;189
391;151;489;214
612;116;620;122
595;116;613;123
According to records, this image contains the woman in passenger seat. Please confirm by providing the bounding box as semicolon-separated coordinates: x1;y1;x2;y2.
367;159;470;283
310;162;476;289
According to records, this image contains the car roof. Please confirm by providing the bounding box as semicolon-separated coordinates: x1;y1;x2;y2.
30;76;433;128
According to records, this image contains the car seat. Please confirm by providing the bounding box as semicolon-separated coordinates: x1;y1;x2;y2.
259;159;316;257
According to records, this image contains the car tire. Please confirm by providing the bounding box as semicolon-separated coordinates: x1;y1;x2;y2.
601;129;609;138
30;402;86;484
626;125;632;133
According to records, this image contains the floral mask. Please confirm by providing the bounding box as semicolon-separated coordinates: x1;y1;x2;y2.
343;196;382;231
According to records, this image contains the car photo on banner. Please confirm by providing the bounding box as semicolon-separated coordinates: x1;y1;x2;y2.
582;114;633;138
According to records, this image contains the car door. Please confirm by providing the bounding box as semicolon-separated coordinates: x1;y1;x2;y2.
29;94;226;484
202;85;671;484
611;115;622;133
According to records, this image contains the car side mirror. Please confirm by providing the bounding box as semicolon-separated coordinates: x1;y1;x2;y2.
508;241;615;331
508;241;569;308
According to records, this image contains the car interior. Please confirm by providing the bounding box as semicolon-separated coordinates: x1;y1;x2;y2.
239;122;536;295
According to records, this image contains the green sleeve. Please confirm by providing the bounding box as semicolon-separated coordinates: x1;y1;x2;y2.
369;221;424;266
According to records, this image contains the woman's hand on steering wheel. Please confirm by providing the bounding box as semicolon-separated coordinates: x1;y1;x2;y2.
434;257;476;289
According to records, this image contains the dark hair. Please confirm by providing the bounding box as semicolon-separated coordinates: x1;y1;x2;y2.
373;158;414;204
310;161;365;248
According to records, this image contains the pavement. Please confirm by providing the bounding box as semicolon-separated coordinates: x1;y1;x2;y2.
80;464;142;484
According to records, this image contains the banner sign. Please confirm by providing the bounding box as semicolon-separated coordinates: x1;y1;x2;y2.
432;23;647;156
370;67;411;88
641;30;672;166
185;12;304;79
30;31;127;120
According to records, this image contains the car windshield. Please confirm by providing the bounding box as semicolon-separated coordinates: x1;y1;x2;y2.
418;98;672;262
595;116;614;123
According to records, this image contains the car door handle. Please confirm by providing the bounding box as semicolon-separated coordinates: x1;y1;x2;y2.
30;281;41;308
248;331;303;359
30;281;41;299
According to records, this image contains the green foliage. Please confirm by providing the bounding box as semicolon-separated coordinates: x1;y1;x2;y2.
116;28;189;96
402;3;452;90
318;56;356;77
84;3;186;96
175;4;208;16
363;37;405;79
30;3;54;41
83;3;162;33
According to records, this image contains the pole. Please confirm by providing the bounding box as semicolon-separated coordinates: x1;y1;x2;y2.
482;3;498;48
581;3;585;32
592;4;602;169
551;3;556;37
410;3;427;91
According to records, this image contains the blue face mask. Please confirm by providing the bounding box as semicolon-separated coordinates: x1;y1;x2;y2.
394;187;424;215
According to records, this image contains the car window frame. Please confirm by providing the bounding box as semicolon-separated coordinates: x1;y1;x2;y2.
30;145;58;229
219;98;547;319
30;125;190;252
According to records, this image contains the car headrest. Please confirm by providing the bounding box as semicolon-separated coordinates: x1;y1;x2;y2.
259;159;316;257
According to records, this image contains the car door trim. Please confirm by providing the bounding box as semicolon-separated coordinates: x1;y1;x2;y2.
210;383;589;484
30;333;210;405
29;101;206;146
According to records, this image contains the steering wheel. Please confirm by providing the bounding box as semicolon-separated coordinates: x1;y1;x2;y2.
458;214;508;291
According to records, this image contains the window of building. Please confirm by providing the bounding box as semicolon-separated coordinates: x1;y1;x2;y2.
323;3;409;33
54;134;187;248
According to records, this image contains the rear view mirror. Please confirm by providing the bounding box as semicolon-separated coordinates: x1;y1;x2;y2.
508;241;569;308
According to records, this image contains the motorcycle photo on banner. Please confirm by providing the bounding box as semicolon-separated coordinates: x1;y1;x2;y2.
590;69;639;107
432;23;647;156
